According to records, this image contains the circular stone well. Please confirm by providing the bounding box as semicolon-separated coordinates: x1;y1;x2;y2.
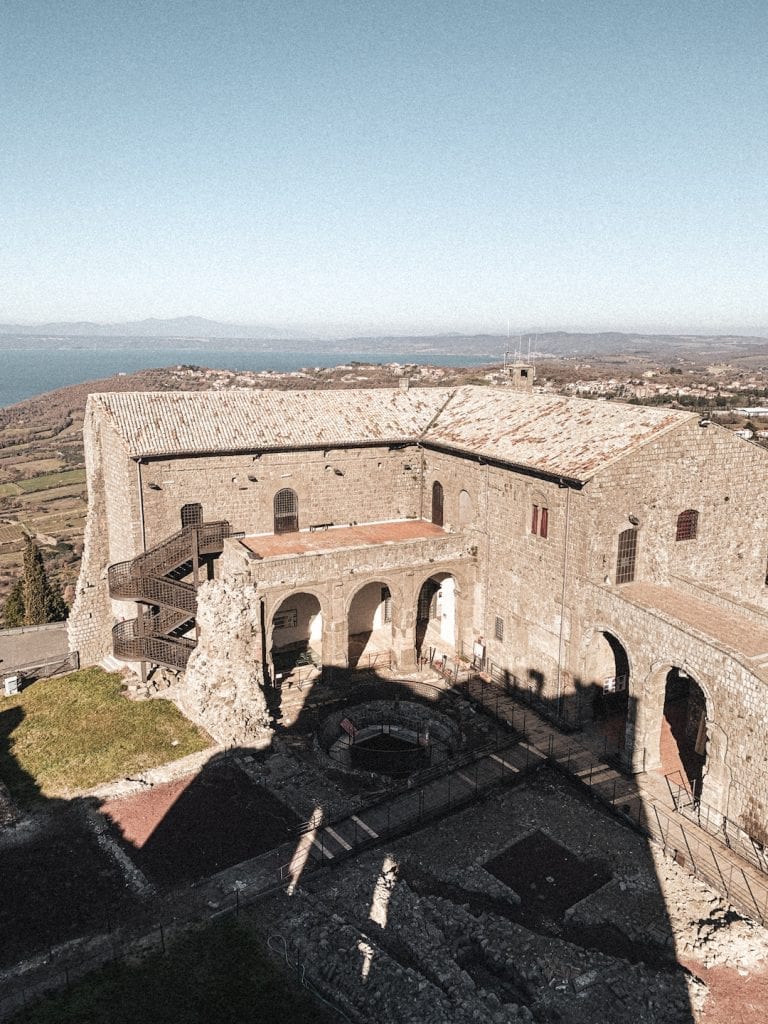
320;699;462;780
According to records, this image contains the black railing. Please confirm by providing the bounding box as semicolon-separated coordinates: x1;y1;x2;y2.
107;520;230;671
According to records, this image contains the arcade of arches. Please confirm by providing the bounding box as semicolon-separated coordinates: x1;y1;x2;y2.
263;570;462;683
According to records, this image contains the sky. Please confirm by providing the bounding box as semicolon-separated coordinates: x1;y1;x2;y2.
1;0;767;336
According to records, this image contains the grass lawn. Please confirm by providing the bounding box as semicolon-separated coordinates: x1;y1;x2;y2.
12;920;332;1024
0;668;211;803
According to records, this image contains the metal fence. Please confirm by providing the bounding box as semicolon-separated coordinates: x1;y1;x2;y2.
456;672;768;926
666;770;768;875
5;650;79;685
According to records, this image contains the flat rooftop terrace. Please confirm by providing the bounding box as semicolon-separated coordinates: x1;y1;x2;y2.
620;582;768;660
240;520;447;559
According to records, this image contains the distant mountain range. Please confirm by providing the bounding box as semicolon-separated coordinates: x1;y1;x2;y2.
0;316;307;341
0;318;766;361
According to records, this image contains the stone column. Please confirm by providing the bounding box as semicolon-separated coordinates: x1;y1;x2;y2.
623;669;664;774
324;581;348;668
392;572;417;672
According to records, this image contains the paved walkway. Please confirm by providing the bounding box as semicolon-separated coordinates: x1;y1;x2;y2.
0;622;70;677
620;582;768;661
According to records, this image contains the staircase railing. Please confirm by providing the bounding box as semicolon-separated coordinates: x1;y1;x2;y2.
112;620;195;669
107;519;231;671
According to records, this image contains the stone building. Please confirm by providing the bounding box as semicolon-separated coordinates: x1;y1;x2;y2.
68;383;768;841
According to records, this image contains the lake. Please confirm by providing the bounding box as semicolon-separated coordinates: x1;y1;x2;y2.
0;346;488;408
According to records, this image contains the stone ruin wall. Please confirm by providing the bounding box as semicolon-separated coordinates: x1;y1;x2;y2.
178;538;477;743
68;406;143;666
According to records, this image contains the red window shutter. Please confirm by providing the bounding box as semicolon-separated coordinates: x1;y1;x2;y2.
540;507;549;539
531;504;539;534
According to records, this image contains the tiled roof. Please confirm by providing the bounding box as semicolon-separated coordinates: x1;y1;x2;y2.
92;385;694;482
424;386;691;480
92;388;451;458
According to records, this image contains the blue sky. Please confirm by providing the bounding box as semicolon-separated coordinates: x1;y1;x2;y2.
2;0;767;335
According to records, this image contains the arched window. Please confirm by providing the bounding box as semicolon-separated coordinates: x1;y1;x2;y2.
274;488;299;534
431;481;444;526
180;503;203;528
458;489;472;527
616;528;638;584
675;509;699;542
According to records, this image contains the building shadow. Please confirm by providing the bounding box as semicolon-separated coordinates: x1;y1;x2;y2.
0;660;712;1023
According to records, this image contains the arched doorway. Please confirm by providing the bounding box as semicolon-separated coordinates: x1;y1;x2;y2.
270;593;322;681
347;581;393;669
660;668;707;797
431;481;444;527
583;631;630;750
274;488;299;534
416;573;456;659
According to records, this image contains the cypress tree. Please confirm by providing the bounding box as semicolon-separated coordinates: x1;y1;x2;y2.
11;538;69;626
22;539;49;625
3;579;25;628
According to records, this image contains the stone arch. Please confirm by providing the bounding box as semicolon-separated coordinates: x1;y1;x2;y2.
347;579;398;669
415;571;457;658
659;666;709;798
581;627;632;757
458;489;472;528
269;590;323;680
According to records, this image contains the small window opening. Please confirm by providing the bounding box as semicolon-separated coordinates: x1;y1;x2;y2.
675;509;699;542
616;528;638;584
274;488;299;534
432;481;444;526
381;586;392;624
531;504;549;538
494;616;504;641
181;503;203;528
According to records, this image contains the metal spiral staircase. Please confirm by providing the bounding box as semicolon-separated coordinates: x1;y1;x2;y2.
107;520;232;670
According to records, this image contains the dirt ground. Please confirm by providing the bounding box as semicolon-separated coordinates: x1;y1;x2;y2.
100;759;301;886
0;804;138;969
682;960;768;1024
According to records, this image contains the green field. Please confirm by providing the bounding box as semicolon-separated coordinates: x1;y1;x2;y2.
0;668;211;802
17;469;86;493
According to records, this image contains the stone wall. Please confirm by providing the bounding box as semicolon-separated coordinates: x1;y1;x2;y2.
139;444;423;547
67;407;139;665
582;419;768;604
178;579;273;746
584;581;768;837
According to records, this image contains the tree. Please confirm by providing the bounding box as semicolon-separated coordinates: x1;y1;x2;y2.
2;538;69;627
3;579;25;628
